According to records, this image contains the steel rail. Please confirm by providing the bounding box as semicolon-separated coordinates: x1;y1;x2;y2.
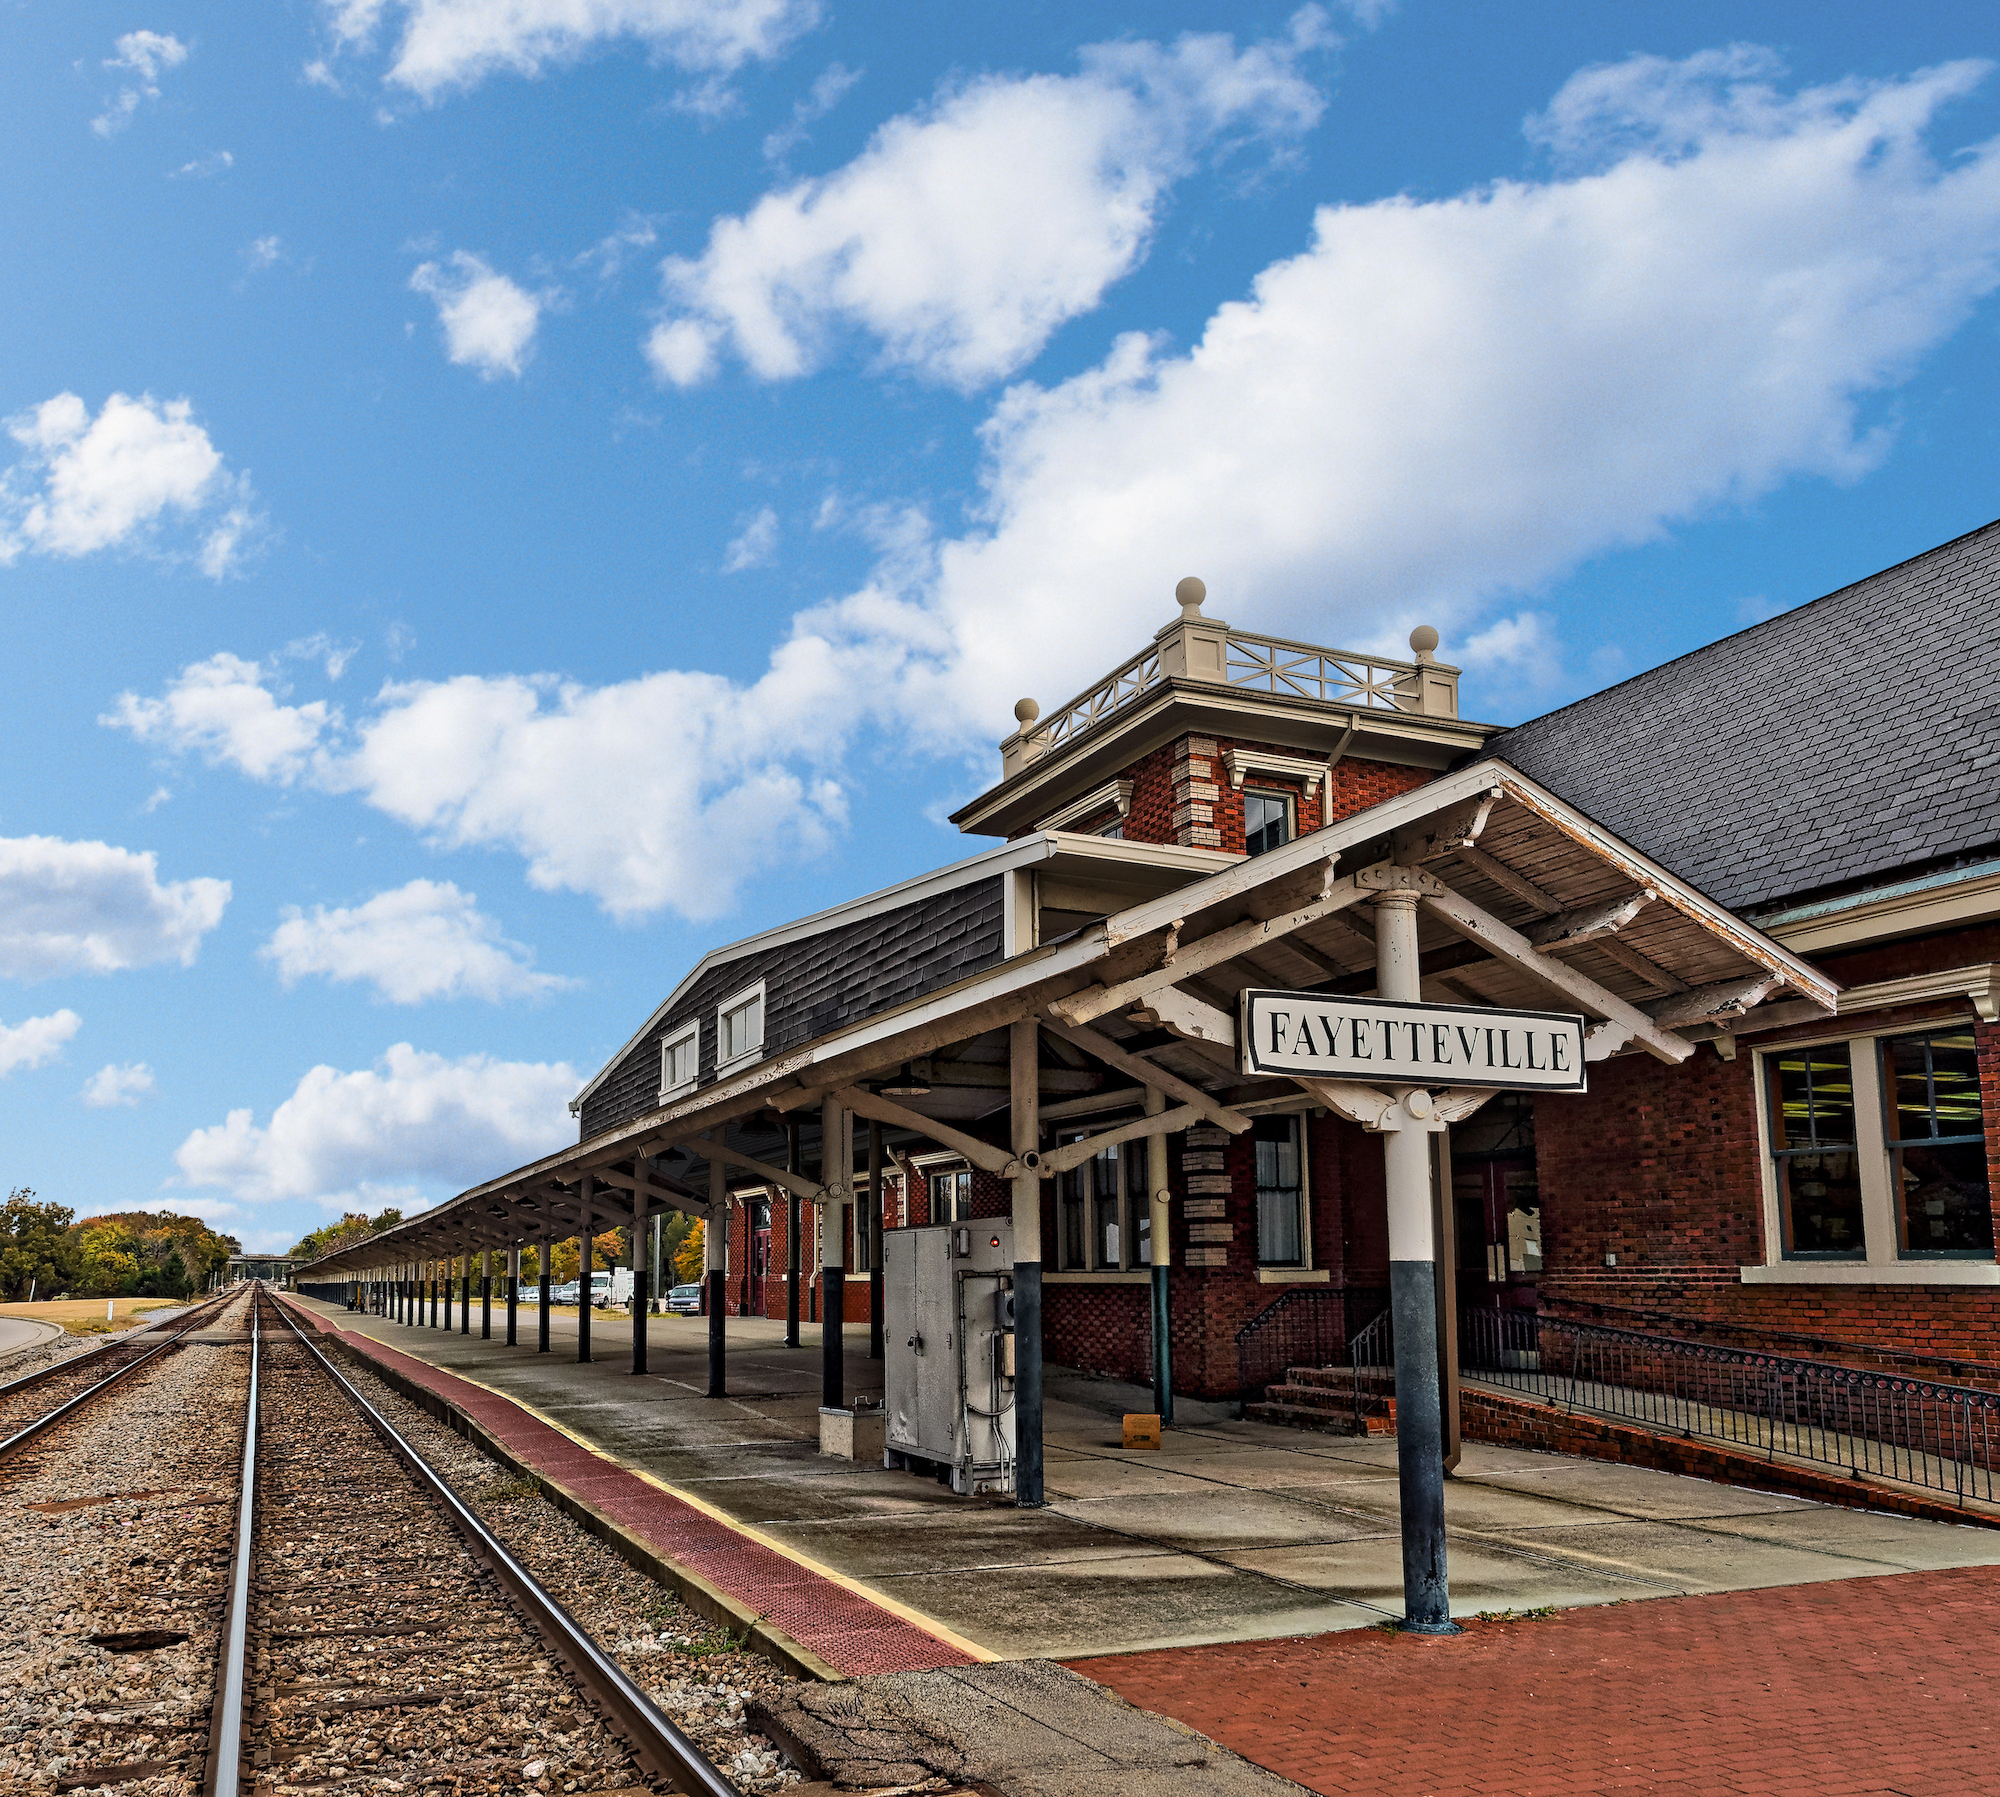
257;1291;739;1797
204;1301;259;1796
0;1291;244;1463
0;1290;235;1408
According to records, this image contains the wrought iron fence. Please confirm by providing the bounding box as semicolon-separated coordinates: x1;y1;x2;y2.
1347;1307;1396;1431
1459;1308;2000;1507
1235;1284;1388;1411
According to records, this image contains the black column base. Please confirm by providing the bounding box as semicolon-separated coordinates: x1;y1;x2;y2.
1015;1260;1043;1506
821;1267;843;1410
706;1268;726;1397
1391;1258;1458;1635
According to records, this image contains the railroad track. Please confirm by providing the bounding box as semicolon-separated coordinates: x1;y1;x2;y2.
0;1289;238;1456
0;1286;746;1797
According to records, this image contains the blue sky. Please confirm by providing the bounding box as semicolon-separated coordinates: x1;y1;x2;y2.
3;0;1998;1251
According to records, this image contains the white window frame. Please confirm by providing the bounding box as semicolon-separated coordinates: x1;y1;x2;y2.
1253;1110;1313;1271
714;980;766;1074
1743;1016;2000;1286
658;1020;699;1102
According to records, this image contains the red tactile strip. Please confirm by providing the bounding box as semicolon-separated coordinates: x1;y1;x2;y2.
1069;1566;2000;1796
278;1301;975;1677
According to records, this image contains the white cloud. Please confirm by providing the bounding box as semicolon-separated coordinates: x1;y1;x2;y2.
410;253;545;379
573;215;658;284
105;651;334;784
721;504;778;572
762;59;860;163
246;234;285;269
647;14;1332;391
170;150;233;178
0;837;229;979
262;879;572;1003
93;30;189;137
175;1042;580;1206
808;47;2000;721
0;1011;81;1076
324;0;818;101
106;51;2000;921
82;1062;154;1107
0;392;262;574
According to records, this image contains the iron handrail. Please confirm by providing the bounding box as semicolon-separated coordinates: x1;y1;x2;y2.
1460;1308;2000;1507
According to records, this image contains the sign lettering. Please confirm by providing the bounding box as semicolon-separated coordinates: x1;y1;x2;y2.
1239;990;1588;1092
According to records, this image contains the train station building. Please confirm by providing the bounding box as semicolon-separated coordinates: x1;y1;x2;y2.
295;515;2000;1505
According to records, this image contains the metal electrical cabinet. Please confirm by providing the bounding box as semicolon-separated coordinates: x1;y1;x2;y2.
883;1222;1016;1496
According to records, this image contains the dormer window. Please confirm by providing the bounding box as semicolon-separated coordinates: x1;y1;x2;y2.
659;1021;699;1099
1244;788;1293;857
716;981;765;1071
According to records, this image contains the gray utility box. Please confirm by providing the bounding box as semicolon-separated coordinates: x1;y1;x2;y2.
883;1222;1016;1497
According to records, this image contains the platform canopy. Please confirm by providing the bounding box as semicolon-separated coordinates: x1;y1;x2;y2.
294;760;1834;1281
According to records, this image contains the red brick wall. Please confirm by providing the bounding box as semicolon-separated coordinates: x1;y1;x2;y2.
1534;986;2000;1367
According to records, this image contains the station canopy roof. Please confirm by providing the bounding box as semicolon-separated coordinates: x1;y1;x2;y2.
296;761;1833;1280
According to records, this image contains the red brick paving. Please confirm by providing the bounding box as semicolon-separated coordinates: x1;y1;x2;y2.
1069;1568;2000;1796
278;1297;974;1677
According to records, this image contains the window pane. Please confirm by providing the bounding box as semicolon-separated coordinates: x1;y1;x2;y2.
1895;1139;1994;1254
1254;1115;1303;1265
1059;1164;1085;1265
1778;1150;1865;1256
1886;1031;1983;1142
1094;1143;1122;1268
1244;791;1289;858
1769;1044;1856;1149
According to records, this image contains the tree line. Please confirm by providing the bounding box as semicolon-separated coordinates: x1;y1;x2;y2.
288;1209;705;1286
0;1189;239;1301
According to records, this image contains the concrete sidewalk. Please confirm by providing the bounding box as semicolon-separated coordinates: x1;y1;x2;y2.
291;1296;2000;1662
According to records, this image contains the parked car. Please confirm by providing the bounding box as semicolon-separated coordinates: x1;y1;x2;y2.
667;1283;703;1315
550;1280;581;1305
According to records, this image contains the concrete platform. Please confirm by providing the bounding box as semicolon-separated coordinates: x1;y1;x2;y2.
288;1296;2000;1663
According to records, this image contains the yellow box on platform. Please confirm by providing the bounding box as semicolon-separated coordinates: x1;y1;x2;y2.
1123;1413;1161;1451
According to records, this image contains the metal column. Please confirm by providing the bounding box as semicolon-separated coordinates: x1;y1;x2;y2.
1010;1017;1044;1506
577;1178;593;1365
821;1097;846;1411
506;1244;519;1346
537;1236;551;1353
460;1255;471;1334
1146;1086;1174;1426
1376;887;1456;1635
706;1154;727;1399
868;1119;885;1361
785;1121;802;1349
480;1249;491;1338
631;1195;650;1377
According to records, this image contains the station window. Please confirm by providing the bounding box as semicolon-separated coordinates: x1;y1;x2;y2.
659;1022;698;1099
1056;1129;1148;1270
1254;1114;1307;1266
1768;1043;1864;1257
1760;1027;1993;1264
1244;789;1293;857
1884;1029;1993;1257
715;982;765;1069
929;1167;972;1224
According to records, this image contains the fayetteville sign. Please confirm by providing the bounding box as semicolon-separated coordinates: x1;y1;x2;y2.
1239;990;1589;1092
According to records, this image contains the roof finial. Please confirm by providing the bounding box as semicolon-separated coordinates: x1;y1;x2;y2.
1014;697;1041;726
1409;625;1439;665
1175;575;1207;622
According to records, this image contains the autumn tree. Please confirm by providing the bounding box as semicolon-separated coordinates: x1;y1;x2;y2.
0;1190;76;1300
673;1221;706;1283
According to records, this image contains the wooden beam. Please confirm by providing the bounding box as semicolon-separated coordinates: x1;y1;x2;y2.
1052;864;1360;1026
1126;985;1237;1051
1591;934;1689;995
1295;1077;1402;1132
1391;786;1502;865
696;1134;829;1204
1642;976;1781;1030
1451;842;1561;916
1432;1088;1500;1124
830;1086;1023;1180
1527;890;1654;952
1034;1105;1206;1176
1420;882;1693;1064
1038;1015;1252;1132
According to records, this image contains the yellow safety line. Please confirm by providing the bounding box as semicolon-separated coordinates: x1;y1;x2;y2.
331;1313;998;1664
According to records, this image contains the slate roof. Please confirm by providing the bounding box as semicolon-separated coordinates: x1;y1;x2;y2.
1478;517;2000;915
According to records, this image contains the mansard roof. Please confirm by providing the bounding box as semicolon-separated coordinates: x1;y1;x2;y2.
1482;517;2000;916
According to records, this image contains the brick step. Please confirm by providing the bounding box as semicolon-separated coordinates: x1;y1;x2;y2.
1249;1389;1397;1436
